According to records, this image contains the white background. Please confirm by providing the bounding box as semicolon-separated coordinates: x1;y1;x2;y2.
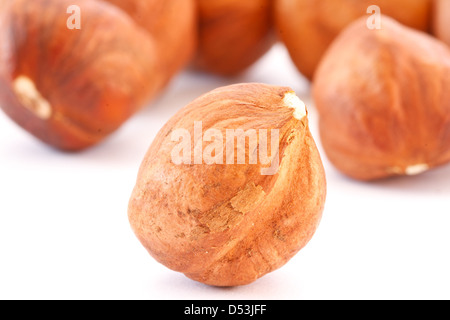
1;44;450;300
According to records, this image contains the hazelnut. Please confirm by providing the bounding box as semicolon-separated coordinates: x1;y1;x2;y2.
0;0;162;151
103;0;197;88
274;0;432;80
313;16;450;181
432;0;450;47
193;0;275;76
128;83;326;286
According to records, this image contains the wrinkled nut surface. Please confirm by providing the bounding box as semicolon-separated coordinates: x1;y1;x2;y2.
193;0;275;76
432;0;450;47
274;0;432;80
313;16;450;181
0;0;166;151
128;83;326;286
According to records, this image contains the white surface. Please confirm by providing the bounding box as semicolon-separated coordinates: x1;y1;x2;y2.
1;44;450;300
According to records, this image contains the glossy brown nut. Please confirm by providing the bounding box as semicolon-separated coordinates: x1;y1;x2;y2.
128;83;326;286
104;0;198;88
313;16;450;181
0;0;163;151
274;0;432;80
193;0;275;76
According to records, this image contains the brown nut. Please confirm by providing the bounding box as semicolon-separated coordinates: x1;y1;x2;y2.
193;0;275;76
432;0;450;47
0;0;162;151
274;0;432;80
313;16;450;181
128;83;326;286
103;0;197;88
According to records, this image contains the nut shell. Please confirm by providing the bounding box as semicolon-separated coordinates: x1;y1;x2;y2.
313;16;450;181
104;0;197;87
274;0;432;80
128;83;326;286
0;0;160;150
193;0;275;76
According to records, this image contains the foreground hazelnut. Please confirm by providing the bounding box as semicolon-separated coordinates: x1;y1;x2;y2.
193;0;275;76
128;83;326;286
432;0;450;47
274;0;432;80
103;0;197;88
0;0;161;151
313;16;450;181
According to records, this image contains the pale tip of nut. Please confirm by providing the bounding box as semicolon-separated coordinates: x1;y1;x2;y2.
405;164;429;176
283;92;307;120
13;75;52;120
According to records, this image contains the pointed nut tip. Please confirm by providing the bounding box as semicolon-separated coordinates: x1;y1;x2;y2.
283;91;307;120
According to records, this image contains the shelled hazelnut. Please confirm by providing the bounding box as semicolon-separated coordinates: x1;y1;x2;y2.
193;0;275;76
274;0;432;80
0;0;196;151
313;16;450;181
104;0;197;87
128;83;326;286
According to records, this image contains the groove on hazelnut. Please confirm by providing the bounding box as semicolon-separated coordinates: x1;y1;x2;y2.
12;76;52;120
283;92;306;120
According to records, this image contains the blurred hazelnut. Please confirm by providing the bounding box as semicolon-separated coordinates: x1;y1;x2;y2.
274;0;432;80
128;83;326;286
104;0;198;87
193;0;275;76
0;0;161;150
313;16;450;181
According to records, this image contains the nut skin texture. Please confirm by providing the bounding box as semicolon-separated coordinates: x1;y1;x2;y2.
274;0;432;80
103;0;197;88
193;0;275;76
432;0;450;47
128;83;326;286
313;16;450;181
0;0;161;151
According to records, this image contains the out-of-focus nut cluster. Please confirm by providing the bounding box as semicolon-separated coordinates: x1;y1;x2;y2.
0;0;448;159
0;0;197;150
0;0;277;150
273;0;450;180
